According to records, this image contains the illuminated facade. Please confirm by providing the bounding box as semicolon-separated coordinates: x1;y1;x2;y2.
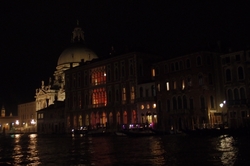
65;52;162;131
34;21;98;111
154;51;224;132
137;82;157;128
18;101;37;132
0;105;19;133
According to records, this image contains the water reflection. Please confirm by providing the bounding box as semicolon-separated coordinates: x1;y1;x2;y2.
149;137;166;165
216;135;238;166
12;134;40;165
0;134;249;165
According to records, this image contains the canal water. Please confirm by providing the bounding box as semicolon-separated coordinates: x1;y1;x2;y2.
0;133;249;166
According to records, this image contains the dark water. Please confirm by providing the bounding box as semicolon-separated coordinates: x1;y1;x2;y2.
0;133;249;166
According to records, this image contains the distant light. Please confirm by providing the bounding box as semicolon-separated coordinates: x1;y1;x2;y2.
223;100;226;104
104;73;106;76
15;120;19;125
220;103;223;108
31;119;36;124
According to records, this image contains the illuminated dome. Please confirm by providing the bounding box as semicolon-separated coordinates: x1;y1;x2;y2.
57;44;98;66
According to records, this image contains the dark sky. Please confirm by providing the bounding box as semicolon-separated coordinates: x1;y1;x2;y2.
0;1;250;114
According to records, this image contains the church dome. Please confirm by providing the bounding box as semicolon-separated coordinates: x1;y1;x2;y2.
57;21;98;66
57;44;98;66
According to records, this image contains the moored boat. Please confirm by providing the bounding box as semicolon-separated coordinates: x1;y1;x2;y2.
121;129;156;137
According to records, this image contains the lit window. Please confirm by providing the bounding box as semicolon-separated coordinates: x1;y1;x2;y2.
153;103;156;108
173;81;177;90
141;105;144;109
122;87;126;102
91;66;106;85
157;83;160;91
131;86;135;101
152;68;155;77
147;104;150;109
182;79;185;90
166;82;170;91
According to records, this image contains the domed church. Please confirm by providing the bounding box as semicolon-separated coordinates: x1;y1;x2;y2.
35;21;98;111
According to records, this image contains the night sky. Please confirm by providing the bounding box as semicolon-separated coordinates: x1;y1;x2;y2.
1;1;250;114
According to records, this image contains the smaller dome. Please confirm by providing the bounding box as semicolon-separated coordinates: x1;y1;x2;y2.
57;44;98;66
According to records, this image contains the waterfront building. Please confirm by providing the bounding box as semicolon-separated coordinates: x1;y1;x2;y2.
153;51;224;132
17;101;37;132
220;50;250;128
37;101;65;134
34;21;98;111
0;105;19;133
136;81;157;127
64;51;162;132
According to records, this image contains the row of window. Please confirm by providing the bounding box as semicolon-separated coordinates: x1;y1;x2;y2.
153;55;213;75
160;95;215;111
156;73;213;92
69;86;136;109
69;59;144;88
227;88;246;99
140;104;156;110
222;54;242;65
225;66;245;82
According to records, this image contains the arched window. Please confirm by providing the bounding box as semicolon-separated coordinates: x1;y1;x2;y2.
151;85;156;96
178;96;182;109
175;62;179;70
208;73;213;85
123;111;128;124
139;87;143;98
225;69;231;82
189;98;194;109
186;59;191;68
173;97;177;110
183;95;187;109
227;89;233;100
210;96;214;108
240;87;246;99
196;56;202;66
200;96;205;109
238;66;244;80
234;88;239;100
116;89;119;101
167;99;170;112
198;74;203;85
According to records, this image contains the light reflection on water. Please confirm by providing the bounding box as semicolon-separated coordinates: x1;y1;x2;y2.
216;135;238;166
0;133;249;165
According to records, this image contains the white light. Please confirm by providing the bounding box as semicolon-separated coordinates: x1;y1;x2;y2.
31;119;36;124
15;120;19;125
223;100;226;104
220;103;223;108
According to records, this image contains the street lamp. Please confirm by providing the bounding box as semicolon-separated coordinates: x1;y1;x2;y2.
220;100;227;128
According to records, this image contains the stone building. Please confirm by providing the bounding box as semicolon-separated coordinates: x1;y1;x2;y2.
37;101;65;134
64;51;162;132
153;51;224;132
34;21;98;111
220;50;250;128
18;101;37;132
0;105;19;133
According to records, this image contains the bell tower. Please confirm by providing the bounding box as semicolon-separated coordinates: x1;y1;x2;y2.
1;105;5;117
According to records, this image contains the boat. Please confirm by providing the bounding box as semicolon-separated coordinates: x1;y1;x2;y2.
87;128;112;136
121;128;156;137
115;131;127;136
72;127;89;134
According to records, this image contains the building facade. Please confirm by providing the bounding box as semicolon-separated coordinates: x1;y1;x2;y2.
37;101;65;134
154;51;225;132
221;50;250;128
18;101;37;132
64;52;162;132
